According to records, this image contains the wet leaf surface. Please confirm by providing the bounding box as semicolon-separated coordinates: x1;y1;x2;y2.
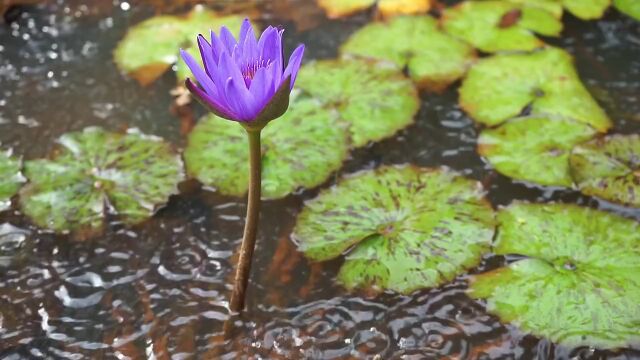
459;47;612;131
0;151;24;212
340;16;476;91
317;0;431;18
569;134;640;207
469;203;640;348
293;166;495;294
184;96;349;199
296;58;419;147
113;8;246;85
479;116;597;187
442;1;562;53
19;127;184;235
614;0;640;20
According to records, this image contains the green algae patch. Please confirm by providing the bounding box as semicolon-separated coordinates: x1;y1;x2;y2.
114;8;246;85
442;1;562;53
614;0;640;20
469;202;640;348
19;128;184;236
296;59;419;147
0;151;24;212
570;134;640;207
317;0;431;19
184;96;349;199
340;16;476;91
479;116;597;187
459;47;611;131
293;166;495;294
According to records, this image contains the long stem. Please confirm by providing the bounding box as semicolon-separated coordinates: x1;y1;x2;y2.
230;128;262;312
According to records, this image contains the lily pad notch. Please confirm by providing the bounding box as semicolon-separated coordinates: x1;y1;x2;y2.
293;166;496;294
19;127;185;237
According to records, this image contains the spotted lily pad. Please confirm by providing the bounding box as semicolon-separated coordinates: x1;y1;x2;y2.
442;1;563;53
0;151;24;212
614;0;640;20
114;8;246;85
469;203;640;348
293;166;495;294
479;116;597;187
317;0;430;18
569;134;640;207
296;59;419;147
459;47;611;131
340;16;476;91
19;128;185;235
184;96;349;199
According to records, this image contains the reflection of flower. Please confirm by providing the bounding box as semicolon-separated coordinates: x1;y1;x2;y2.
181;19;305;126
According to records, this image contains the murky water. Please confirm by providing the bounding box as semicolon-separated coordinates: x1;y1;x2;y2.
1;1;639;358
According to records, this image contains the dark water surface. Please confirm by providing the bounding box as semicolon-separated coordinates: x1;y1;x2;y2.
1;1;639;359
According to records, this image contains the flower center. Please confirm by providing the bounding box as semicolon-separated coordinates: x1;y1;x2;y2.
242;58;271;86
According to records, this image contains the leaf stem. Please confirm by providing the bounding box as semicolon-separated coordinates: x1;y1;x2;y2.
230;127;262;312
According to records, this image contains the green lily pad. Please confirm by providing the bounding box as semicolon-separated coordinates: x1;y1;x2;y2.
569;134;640;207
184;96;349;199
469;203;640;348
459;47;612;131
292;166;495;294
478;116;597;187
340;16;476;91
614;0;640;20
0;151;24;212
561;0;610;20
114;8;246;85
442;1;563;53
19;128;184;235
296;59;419;147
317;0;431;18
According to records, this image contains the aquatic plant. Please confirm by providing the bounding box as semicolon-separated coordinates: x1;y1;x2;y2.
181;19;305;312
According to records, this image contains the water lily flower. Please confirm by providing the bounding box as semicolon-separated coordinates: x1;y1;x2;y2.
181;19;305;128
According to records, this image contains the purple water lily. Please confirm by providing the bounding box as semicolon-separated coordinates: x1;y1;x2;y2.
181;19;305;125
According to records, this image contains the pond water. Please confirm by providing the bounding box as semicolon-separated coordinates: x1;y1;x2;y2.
1;0;639;359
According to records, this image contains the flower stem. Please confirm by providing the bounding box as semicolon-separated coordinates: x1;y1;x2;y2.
230;128;262;312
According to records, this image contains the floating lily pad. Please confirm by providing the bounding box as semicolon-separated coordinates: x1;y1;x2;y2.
296;59;419;147
479;116;597;187
561;0;610;20
614;0;640;20
114;8;246;85
19;128;184;235
340;16;476;91
317;0;430;18
469;203;640;348
184;96;349;199
459;47;611;131
0;151;24;212
442;1;563;53
293;166;495;294
569;134;640;207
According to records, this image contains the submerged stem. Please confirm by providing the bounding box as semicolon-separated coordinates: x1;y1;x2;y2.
230;128;262;312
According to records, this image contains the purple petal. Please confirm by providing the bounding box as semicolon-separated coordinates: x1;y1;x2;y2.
219;26;238;54
241;27;260;67
180;49;218;97
225;78;259;121
220;52;257;111
209;30;225;65
249;66;269;104
185;78;236;120
238;18;253;46
197;35;216;77
257;27;279;64
283;44;305;89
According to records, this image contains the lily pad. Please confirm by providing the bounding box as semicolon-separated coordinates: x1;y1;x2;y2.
114;8;246;85
292;166;495;294
478;116;597;187
561;0;610;20
442;1;563;53
0;151;24;212
469;203;640;348
614;0;640;20
184;96;349;199
19;128;184;235
296;59;419;147
340;16;476;91
459;47;612;131
569;134;640;207
317;0;430;18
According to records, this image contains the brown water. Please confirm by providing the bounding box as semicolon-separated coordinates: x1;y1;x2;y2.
1;1;639;359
